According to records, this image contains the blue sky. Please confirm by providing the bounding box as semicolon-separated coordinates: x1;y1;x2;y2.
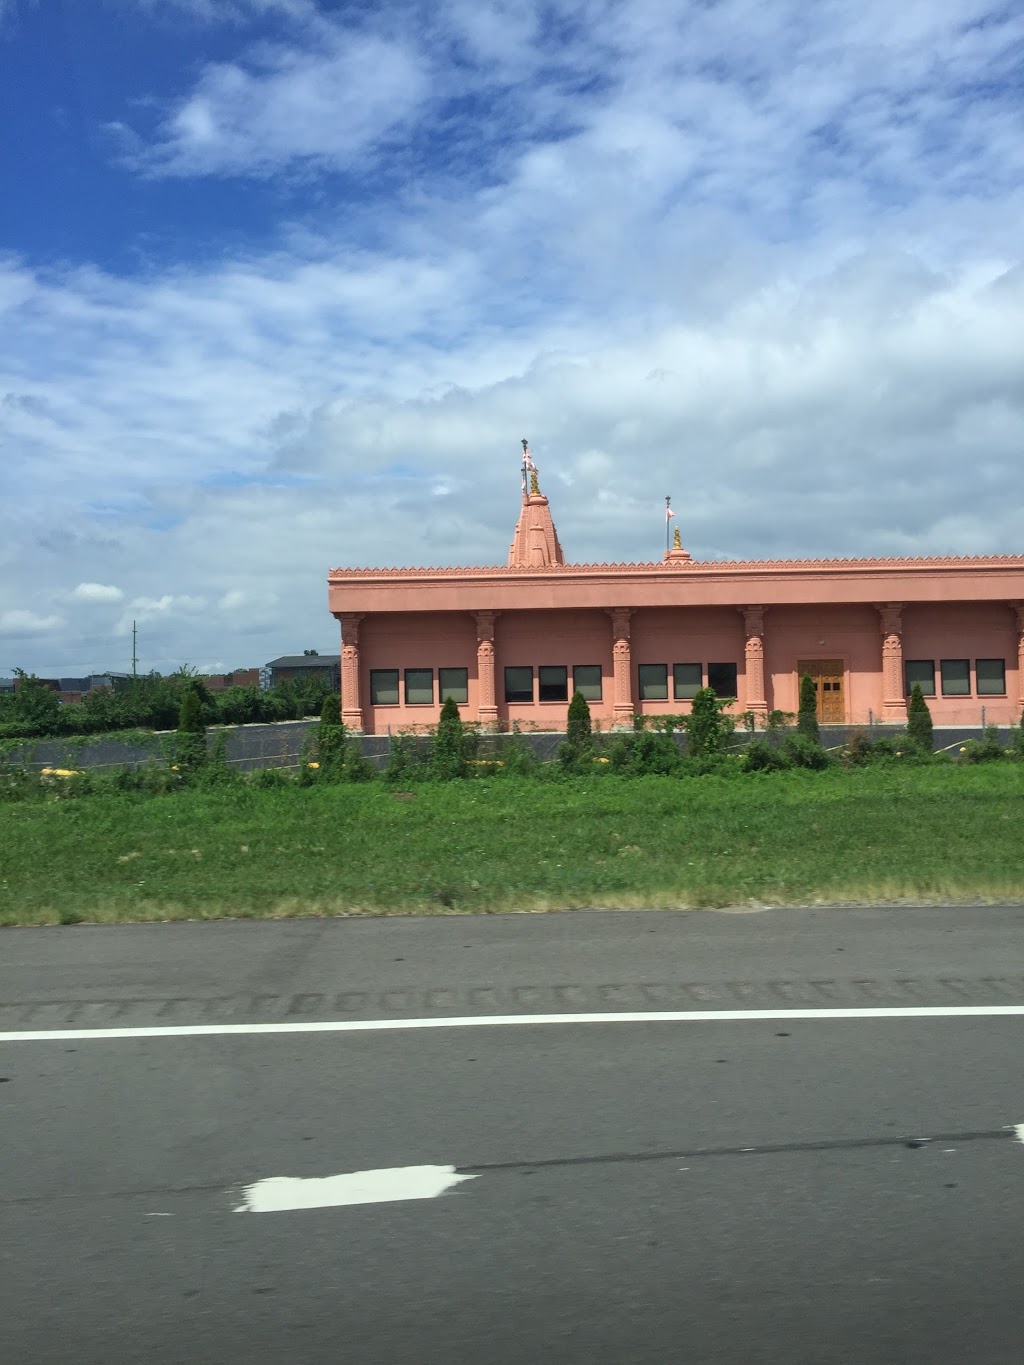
2;0;1023;675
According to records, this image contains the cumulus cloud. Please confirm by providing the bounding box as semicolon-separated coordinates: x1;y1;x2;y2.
71;582;124;603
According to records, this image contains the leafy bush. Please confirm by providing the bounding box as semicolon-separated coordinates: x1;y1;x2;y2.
498;724;538;776
782;734;832;770
797;675;819;744
248;766;292;789
607;729;680;775
841;730;874;766
958;726;1004;764
906;683;933;751
743;739;791;772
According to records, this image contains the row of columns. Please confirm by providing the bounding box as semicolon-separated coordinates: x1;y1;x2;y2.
339;602;1024;729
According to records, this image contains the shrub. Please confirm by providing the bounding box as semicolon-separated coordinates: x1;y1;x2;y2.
906;683;934;752
743;739;791;772
558;691;595;771
499;724;538;776
1013;712;1024;760
385;733;426;784
782;734;832;770
958;725;1004;764
842;730;874;767
797;675;819;744
248;766;292;789
431;696;468;780
686;687;732;758
607;729;680;775
174;685;207;776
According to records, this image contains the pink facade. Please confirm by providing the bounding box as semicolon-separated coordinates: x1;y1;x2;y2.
328;475;1024;732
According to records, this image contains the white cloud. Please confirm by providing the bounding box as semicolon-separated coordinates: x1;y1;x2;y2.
71;582;124;603
0;610;65;635
4;0;1024;674
126;27;430;178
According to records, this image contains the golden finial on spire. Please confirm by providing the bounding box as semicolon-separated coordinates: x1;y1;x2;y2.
673;525;682;550
530;469;540;495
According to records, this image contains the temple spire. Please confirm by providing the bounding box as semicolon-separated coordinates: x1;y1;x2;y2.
509;438;564;567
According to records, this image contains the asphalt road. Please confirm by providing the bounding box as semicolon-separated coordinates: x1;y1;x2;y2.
1;907;1023;1364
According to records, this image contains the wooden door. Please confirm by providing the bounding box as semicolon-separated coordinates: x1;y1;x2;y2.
796;659;845;723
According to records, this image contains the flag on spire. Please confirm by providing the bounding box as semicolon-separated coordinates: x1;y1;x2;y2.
665;496;675;551
521;438;538;494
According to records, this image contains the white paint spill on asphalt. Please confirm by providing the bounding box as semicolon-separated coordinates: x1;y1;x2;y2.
234;1164;477;1213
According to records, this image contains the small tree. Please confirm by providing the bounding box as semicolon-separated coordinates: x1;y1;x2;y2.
797;674;819;744
431;696;467;780
906;682;933;752
559;690;594;770
686;687;730;758
175;684;207;775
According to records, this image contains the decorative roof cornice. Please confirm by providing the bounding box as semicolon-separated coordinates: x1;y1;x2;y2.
329;552;1024;579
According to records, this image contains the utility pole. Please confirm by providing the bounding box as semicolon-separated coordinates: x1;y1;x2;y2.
132;620;138;678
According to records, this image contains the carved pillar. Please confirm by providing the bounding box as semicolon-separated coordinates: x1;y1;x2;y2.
607;608;635;725
876;603;907;720
1012;603;1024;710
339;613;365;731
474;611;500;725
741;606;768;714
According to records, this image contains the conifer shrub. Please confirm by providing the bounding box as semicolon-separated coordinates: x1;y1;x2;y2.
685;687;732;758
906;682;934;752
558;690;595;770
175;685;207;776
797;674;820;744
431;696;468;780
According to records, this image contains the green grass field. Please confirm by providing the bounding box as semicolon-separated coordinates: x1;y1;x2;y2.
2;765;1023;925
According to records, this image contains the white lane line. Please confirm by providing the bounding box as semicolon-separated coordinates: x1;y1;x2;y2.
1015;1124;1024;1145
2;1006;1024;1043
234;1165;476;1213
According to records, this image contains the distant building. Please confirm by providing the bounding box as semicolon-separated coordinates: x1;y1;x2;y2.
264;654;340;690
204;668;261;693
328;456;1024;733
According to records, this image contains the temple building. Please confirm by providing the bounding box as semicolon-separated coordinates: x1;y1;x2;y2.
328;448;1024;733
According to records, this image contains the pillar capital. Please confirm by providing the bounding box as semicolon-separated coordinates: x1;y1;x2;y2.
473;610;500;641
875;602;904;636
606;606;634;639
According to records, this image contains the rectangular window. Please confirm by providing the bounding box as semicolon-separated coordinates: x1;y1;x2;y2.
369;669;399;706
638;664;668;700
439;667;468;704
538;665;568;702
504;666;534;703
905;660;935;696
404;668;434;706
940;659;970;696
976;658;1006;696
707;662;738;699
673;662;703;699
572;664;603;702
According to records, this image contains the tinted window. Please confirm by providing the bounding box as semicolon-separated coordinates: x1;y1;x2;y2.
976;658;1006;695
504;666;533;703
673;662;702;699
538;665;568;702
404;668;433;705
905;660;935;696
638;664;668;700
439;668;468;704
572;664;602;701
370;669;399;705
940;659;969;696
707;662;738;699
